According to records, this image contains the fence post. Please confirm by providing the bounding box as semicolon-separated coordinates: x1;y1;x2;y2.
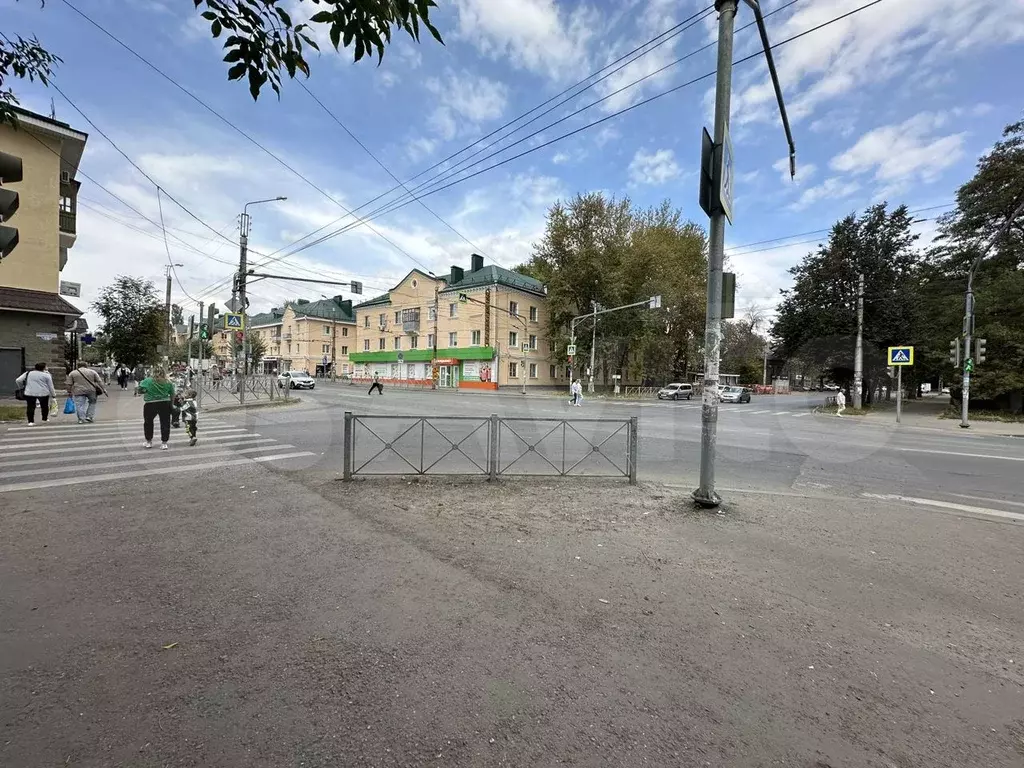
488;413;499;481
628;416;639;485
343;411;353;481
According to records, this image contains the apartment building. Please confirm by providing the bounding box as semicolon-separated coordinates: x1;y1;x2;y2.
350;255;564;390
246;296;355;375
0;107;88;387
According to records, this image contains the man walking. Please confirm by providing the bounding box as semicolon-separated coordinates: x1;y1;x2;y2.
368;373;384;396
835;388;846;417
67;364;106;423
570;378;583;407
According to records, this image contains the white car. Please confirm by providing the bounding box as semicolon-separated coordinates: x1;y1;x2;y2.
278;370;315;390
657;383;693;401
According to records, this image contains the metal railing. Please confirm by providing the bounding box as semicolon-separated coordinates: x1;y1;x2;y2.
59;209;77;234
196;373;281;406
620;386;659;398
344;412;638;484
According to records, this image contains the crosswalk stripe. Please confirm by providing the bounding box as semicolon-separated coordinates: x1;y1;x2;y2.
0;438;281;470
7;432;264;458
0;452;316;494
5;418;228;432
772;411;791;415
4;421;229;435
0;443;299;479
0;425;244;445
746;410;772;414
792;412;812;418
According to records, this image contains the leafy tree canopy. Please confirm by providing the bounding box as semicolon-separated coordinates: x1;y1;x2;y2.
92;276;165;370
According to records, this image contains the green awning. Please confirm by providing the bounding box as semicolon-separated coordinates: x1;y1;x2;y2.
350;346;494;363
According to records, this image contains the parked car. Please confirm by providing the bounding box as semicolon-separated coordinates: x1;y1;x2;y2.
657;383;693;401
278;370;315;390
823;383;840;391
720;386;751;404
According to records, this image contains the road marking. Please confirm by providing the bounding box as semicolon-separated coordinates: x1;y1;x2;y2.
5;419;227;433
772;411;791;416
792;412;812;418
947;493;1024;509
747;410;773;414
0;427;248;447
6;432;265;458
0;438;280;468
891;447;1024;462
862;493;1024;523
0;424;243;444
0;452;316;494
0;443;298;479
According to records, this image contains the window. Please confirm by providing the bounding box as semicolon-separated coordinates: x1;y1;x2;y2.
449;302;458;318
428;333;435;348
428;305;437;321
341;346;348;356
412;278;418;287
509;301;519;316
408;364;416;379
471;330;481;346
549;364;556;379
363;339;370;351
378;338;386;350
549;340;555;353
530;306;538;322
394;337;401;350
364;316;370;328
395;311;401;323
378;313;387;327
529;363;537;379
410;335;419;349
529;335;537;350
322;344;330;354
342;327;348;337
508;331;518;347
448;332;458;347
509;362;518;379
324;325;332;336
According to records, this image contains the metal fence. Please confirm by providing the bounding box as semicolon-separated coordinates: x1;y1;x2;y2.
195;373;282;406
343;412;638;484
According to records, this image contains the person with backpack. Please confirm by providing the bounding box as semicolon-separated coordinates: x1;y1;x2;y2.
14;362;58;425
67;364;107;424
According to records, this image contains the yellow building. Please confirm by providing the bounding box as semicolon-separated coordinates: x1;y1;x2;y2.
0;107;87;386
351;255;563;390
246;297;356;375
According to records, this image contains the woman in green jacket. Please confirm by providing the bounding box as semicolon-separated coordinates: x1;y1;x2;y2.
137;368;175;450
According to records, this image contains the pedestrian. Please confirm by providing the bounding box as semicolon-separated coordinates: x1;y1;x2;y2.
15;362;58;425
132;365;145;396
836;388;846;417
116;366;128;390
66;363;107;424
137;367;175;450
569;378;583;407
212;366;223;390
368;373;384;396
179;389;199;446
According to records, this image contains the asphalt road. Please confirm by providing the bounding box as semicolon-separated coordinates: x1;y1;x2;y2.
231;383;1024;521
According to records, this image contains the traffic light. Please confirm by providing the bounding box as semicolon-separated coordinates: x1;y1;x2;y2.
0;150;23;259
974;337;986;364
948;339;960;367
199;324;210;340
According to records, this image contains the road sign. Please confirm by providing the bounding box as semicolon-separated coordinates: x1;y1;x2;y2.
224;313;244;330
717;123;734;224
59;280;81;297
397;351;404;363
567;344;577;357
458;292;469;303
888;346;914;366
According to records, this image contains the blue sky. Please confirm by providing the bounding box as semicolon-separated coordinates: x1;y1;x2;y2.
4;0;1023;327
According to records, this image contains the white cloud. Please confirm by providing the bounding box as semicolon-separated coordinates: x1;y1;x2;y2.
426;71;508;141
628;148;681;185
788;177;861;211
731;0;1024;127
406;137;438;162
774;158;816;186
830;112;966;194
510;173;565;209
452;0;598;82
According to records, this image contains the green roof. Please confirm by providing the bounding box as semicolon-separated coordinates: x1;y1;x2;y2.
443;265;546;296
287;298;355;322
354;292;391;309
248;311;283;328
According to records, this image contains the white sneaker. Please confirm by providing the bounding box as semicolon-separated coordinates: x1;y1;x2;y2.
26;422;35;427
161;443;169;451
143;441;152;449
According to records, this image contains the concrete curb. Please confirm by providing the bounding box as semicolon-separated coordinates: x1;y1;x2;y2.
201;397;304;415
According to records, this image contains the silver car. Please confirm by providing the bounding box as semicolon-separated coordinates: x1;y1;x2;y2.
720;386;751;404
657;383;693;401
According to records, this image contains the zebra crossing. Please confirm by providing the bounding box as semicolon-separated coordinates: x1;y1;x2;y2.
633;402;815;418
0;417;315;494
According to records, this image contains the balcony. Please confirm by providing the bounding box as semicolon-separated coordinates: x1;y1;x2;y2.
402;310;420;334
59;179;79;247
59;210;77;235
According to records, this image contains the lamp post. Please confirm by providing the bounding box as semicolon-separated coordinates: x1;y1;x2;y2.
236;197;286;401
164;262;183;361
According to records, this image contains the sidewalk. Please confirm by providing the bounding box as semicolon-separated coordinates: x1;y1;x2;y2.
851;395;1024;436
2;474;1021;767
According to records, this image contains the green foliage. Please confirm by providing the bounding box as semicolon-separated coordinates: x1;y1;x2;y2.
170;303;185;326
234;333;267;371
0;21;62;126
196;0;444;99
167;339;213;363
772;204;923;404
721;311;768;385
520;193;707;384
92;276;165;370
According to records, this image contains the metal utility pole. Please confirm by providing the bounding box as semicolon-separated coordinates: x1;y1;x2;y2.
960;198;1024;428
693;0;795;509
853;272;864;409
570;296;662;394
187;315;194;369
432;282;439;390
588;300;598;394
196;301;204;407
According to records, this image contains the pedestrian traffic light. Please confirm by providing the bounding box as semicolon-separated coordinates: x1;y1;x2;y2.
965;357;974;374
974;337;986;364
948;339;960;367
199;324;210;340
0;150;23;259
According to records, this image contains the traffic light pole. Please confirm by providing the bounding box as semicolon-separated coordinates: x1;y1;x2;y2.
197;301;204;408
237;212;250;405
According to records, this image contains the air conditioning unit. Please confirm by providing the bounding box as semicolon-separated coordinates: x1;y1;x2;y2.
60;170;71;184
378;322;387;331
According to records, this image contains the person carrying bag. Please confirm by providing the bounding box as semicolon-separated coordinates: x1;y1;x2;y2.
67;365;107;424
14;362;58;425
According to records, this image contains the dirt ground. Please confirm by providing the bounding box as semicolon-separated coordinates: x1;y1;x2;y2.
2;468;1022;767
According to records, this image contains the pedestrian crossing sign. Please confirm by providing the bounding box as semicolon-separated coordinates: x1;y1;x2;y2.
888;346;914;366
224;313;244;330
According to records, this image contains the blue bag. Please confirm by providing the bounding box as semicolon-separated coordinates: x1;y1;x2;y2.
63;397;76;415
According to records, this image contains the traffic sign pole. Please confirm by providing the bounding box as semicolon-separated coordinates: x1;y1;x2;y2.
896;366;902;425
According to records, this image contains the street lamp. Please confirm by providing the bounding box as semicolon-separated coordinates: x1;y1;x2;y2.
236;196;286;401
164;262;185;356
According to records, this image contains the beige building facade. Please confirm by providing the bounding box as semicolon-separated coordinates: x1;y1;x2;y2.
245;297;356;375
351;255;565;390
0;107;87;387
